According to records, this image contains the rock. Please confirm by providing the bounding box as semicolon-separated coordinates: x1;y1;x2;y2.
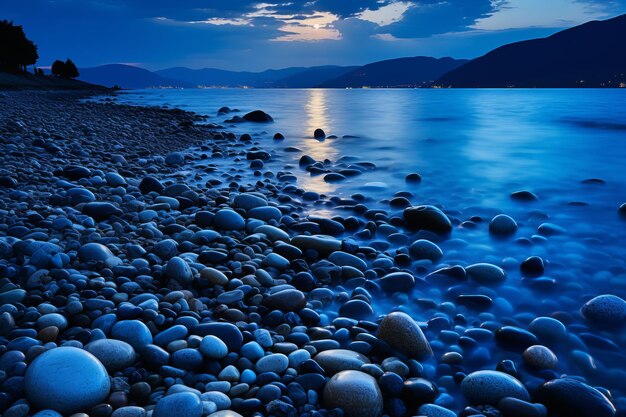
323;370;383;417
153;392;202;417
78;243;115;263
291;235;341;256
378;311;432;358
489;214;518;236
314;349;370;375
139;176;164;194
538;222;566;236
408;240;443;262
273;132;284;140
417;404;456;417
111;406;146;417
379;272;416;293
406;173;422;183
497;398;547;417
208;412;243;417
523;345;558;369
263;289;306;312
164;256;193;285
85;339;137;372
536;378;616;417
192;322;243;351
328;251;367;271
201;268;229;286
233;193;267;210
165;152;185;166
25;347;110;414
528;317;567;343
511;190;538;201
403;205;452;233
256;353;289;373
461;370;530;405
581;294;626;325
243;110;273;122
105;172;127;187
466;263;506;285
111;320;153;350
82;202;123;221
520;256;544;277
213;209;245;231
200;335;228;359
314;128;326;139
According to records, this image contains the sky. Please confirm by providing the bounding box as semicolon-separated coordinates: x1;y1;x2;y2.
3;0;626;71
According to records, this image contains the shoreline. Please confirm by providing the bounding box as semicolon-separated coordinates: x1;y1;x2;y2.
0;90;622;417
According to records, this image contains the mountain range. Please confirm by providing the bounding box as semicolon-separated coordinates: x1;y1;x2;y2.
72;14;626;89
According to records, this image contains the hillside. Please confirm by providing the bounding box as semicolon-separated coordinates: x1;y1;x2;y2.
319;57;468;88
437;14;626;88
0;71;107;90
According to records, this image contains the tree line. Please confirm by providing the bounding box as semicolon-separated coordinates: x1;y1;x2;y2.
0;20;80;79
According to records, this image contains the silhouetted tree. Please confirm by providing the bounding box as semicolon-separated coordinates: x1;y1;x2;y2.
51;60;65;77
50;58;79;79
64;58;79;79
0;20;38;72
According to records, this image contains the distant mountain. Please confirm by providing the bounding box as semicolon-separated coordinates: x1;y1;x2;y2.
77;64;191;89
437;14;626;88
319;57;468;88
273;66;359;88
155;65;355;88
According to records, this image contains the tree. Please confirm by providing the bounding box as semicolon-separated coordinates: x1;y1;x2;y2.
0;20;38;72
50;58;80;79
64;58;79;79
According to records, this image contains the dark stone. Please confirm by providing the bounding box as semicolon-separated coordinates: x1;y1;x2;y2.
536;378;616;417
243;110;273;123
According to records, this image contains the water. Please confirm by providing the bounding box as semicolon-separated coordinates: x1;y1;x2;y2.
113;88;626;394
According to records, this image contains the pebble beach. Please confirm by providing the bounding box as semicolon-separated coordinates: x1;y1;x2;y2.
0;89;625;417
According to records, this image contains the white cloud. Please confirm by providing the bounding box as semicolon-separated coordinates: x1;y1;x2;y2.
358;1;414;26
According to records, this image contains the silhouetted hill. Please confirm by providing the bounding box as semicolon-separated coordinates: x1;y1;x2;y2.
437;14;626;87
156;66;354;87
0;71;108;90
273;66;358;88
319;57;468;88
77;64;191;89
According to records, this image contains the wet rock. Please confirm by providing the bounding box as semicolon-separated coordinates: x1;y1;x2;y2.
314;128;326;139
489;214;518;236
417;404;456;417
213;209;245;231
403;205;452;234
511;190;538;201
165;152;185;166
466;263;506;285
581;294;626;325
379;272;416;293
78;243;115;263
243;110;273;122
139;176;164;194
164;256;193;285
409;239;443;262
323;370;383;417
536;378;616;417
85;339;137;372
314;349;370;375
406;173;422;183
263;289;306;312
25;347;111;414
461;370;530;405
378;311;432;358
523;345;558;369
153;392;202;417
497;397;547;417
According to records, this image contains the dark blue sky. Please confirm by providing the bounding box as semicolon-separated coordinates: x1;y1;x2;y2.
4;0;626;71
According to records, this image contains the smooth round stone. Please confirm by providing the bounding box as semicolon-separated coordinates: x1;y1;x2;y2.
153;392;202;417
314;128;326;139
338;299;374;320
25;347;111;414
32;411;63;417
466;263;506;284
139;176;164;194
36;313;67;331
213;209;245;231
192;323;243;351
409;239;443;262
243;110;273;122
111;406;146;417
105;172;127;187
489;214;518;236
291;235;341;256
314;349;370;375
536;378;616;417
234;193;267;210
538;222;566;236
497;397;547;417
523;345;558;369
248;207;282;222
581;294;626;325
78;243;114;263
461;370;530;405
111;320;153;350
378;311;432;358
208;411;244;417
379;272;415;293
528;317;567;343
323;370;383;417
85;339;137;372
403;205;452;233
417;404;456;417
164;257;193;285
328;251;367;271
165;152;185;166
82;202;123;221
256;353;289;373
263;289;306;312
200;335;228;359
201;268;229;286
